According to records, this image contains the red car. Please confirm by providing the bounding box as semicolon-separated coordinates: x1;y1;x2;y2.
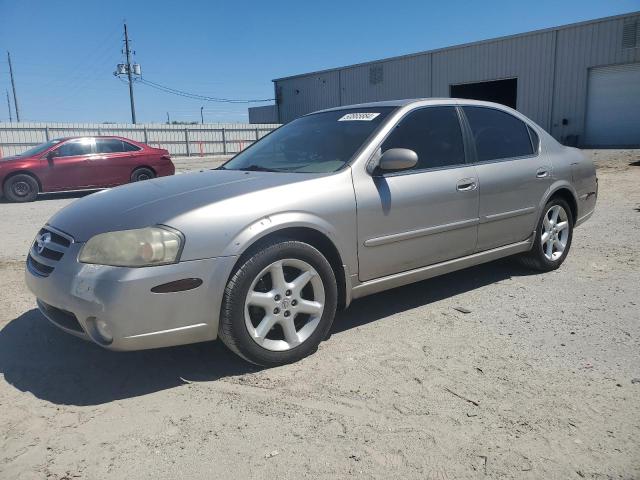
0;136;175;202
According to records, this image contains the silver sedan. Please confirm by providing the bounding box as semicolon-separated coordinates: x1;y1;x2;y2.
25;99;597;366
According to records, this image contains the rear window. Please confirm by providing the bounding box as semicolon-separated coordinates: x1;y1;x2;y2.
528;125;540;153
95;138;141;153
123;141;141;151
96;139;125;153
463;106;534;161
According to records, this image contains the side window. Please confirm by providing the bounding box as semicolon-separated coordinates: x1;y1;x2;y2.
463;106;534;161
381;106;465;170
122;141;140;152
55;139;94;157
96;139;125;153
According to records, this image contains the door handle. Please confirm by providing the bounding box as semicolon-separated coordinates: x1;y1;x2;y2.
456;178;477;192
536;167;551;178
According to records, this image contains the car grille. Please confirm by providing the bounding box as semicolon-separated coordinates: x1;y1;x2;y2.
27;226;73;278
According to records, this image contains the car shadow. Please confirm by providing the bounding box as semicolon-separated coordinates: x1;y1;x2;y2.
332;258;535;333
0;258;535;406
0;310;257;406
0;189;98;204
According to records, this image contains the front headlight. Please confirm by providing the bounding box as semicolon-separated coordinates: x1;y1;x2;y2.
78;226;183;267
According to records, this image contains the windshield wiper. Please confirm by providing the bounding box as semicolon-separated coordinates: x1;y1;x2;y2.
236;164;281;172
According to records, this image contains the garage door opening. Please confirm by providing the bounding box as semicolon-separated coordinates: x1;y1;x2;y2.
450;78;517;109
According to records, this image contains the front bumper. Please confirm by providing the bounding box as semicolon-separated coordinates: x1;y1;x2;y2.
25;240;237;351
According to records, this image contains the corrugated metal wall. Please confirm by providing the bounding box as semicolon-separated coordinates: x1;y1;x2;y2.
276;70;341;122
340;54;432;104
248;105;279;124
431;31;556;130
552;15;640;143
272;12;640;146
0;122;280;158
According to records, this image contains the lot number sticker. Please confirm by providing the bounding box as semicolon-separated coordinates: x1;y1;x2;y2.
338;112;380;121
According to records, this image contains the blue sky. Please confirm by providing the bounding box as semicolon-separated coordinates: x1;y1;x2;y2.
0;0;638;123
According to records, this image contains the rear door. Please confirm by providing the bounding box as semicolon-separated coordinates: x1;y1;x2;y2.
461;106;551;251
94;138;140;186
41;138;96;190
354;105;479;281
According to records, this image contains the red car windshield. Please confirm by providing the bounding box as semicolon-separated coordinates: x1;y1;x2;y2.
17;139;63;157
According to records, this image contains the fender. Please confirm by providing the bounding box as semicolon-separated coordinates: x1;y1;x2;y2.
221;210;353;263
220;211;355;307
538;179;579;220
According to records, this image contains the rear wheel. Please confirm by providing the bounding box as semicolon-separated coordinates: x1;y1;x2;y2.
3;174;39;202
219;239;338;366
130;167;155;182
519;198;573;271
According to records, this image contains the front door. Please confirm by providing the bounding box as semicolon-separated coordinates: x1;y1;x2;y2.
354;106;479;281
460;106;553;251
40;138;96;191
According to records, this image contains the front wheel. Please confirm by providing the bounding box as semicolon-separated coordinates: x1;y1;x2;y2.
218;239;338;366
3;174;39;202
519;198;573;271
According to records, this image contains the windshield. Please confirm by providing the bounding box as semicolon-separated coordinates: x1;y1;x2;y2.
17;139;64;157
222;107;395;173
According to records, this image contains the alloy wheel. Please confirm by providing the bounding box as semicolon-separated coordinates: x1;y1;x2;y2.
541;205;569;261
244;258;325;351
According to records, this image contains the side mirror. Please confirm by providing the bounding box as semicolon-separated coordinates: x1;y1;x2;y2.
377;148;418;173
46;150;58;162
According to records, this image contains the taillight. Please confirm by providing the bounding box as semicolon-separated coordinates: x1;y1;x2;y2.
161;155;171;161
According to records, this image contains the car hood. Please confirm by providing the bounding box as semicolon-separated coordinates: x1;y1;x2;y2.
48;169;321;242
0;155;21;163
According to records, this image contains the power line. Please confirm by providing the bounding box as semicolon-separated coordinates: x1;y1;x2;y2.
26;26;124;113
137;78;274;104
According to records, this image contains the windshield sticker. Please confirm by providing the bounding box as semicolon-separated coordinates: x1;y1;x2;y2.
338;112;380;121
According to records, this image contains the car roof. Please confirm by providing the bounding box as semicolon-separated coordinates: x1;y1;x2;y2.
312;97;512;114
58;135;136;141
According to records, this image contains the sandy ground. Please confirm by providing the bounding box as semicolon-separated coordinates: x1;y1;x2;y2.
0;151;638;479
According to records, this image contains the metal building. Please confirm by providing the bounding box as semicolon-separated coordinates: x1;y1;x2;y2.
252;12;640;147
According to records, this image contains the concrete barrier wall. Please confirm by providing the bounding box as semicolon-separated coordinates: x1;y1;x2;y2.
0;122;280;158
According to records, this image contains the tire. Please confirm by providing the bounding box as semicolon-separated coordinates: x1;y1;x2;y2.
3;174;39;202
219;239;338;367
130;167;155;182
519;197;573;271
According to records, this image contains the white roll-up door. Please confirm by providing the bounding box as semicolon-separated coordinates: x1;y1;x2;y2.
584;63;640;146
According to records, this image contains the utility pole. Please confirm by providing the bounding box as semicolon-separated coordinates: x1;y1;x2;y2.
200;106;204;124
123;23;136;124
7;52;20;122
114;25;141;123
6;89;12;122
